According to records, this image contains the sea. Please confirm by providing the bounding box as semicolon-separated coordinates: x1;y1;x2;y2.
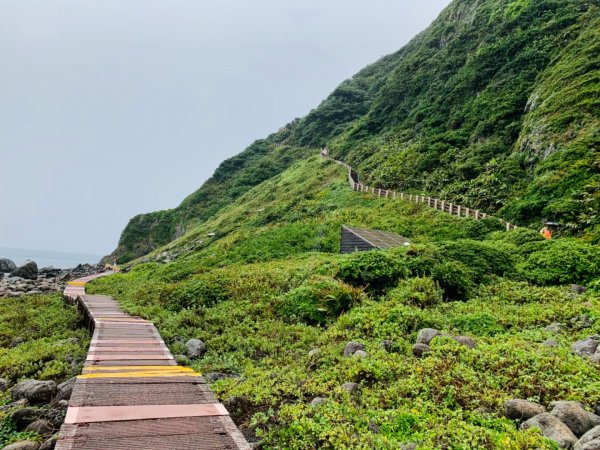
0;247;103;270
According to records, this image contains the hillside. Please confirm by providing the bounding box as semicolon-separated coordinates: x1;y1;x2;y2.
89;158;600;448
110;0;599;263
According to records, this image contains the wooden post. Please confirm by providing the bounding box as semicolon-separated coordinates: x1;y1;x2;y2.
448;203;453;214
393;191;396;199
506;222;510;231
378;188;381;197
466;207;470;217
457;205;461;217
441;200;445;211
475;210;480;219
372;186;375;194
385;190;389;198
434;199;438;209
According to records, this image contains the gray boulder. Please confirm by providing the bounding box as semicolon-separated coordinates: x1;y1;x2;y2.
543;339;560;347
521;413;578;449
0;258;17;273
340;382;359;394
572;315;594;330
451;335;477;349
352;350;368;359
545;323;565;334
50;377;76;405
550;401;600;437
573;337;600;358
10;260;38;280
0;378;8;392
571;285;587;295
1;442;40;450
416;328;440;345
310;397;327;407
11;408;44;430
343;342;365;357
204;372;240;383
575;426;600;450
11;380;57;404
412;343;431;358
39;438;57;450
25;419;54;437
503;399;546;421
185;339;206;358
380;340;393;352
308;348;320;358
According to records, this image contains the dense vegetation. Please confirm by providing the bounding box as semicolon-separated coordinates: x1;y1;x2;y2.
109;0;599;263
0;294;88;447
88;158;600;448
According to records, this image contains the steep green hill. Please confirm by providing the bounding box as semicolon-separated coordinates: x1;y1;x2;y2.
90;158;600;448
109;0;599;263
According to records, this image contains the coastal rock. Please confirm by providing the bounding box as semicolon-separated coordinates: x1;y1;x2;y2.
50;377;76;405
571;285;587;295
451;335;477;349
310;397;327;407
343;342;365;357
0;378;8;392
0;258;17;273
571;315;594;330
416;328;440;345
10;260;38;280
521;413;578;448
413;343;431;358
185;339;206;358
550;401;600;437
352;350;368;359
11;408;43;430
573;337;600;358
39;438;58;450
503;399;546;421
380;340;393;352
340;382;360;394
204;372;240;383
1;442;40;450
545;323;565;334
543;339;560;347
575;426;600;450
25;419;54;437
308;348;320;358
11;380;57;404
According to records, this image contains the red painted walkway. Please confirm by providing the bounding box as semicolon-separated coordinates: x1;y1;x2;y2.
56;273;249;450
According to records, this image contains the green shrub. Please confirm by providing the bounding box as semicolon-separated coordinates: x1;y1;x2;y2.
388;277;443;308
440;240;515;283
277;276;363;325
490;227;544;247
160;275;229;311
431;260;475;300
338;250;409;291
450;313;505;336
519;239;600;285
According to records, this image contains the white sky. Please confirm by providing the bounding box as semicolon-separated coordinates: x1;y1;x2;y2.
0;0;451;255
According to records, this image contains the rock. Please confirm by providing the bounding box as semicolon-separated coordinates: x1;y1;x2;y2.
10;337;24;348
550;401;600;437
573;337;600;358
590;353;600;365
521;413;578;448
572;315;594;330
400;445;417;450
343;342;365;357
352;350;368;359
0;378;8;392
340;382;359;394
185;339;206;358
571;285;587;295
545;323;565;334
0;258;17;273
416;328;440;345
44;407;67;428
50;378;76;405
310;397;327;407
11;380;57;404
380;340;393;352
10;260;38;280
1;442;40;450
543;339;560;347
412;343;431;358
25;419;54;437
11;408;44;430
503;399;546;421
596;401;600;417
222;396;252;423
58;400;68;408
575;426;600;450
451;335;477;349
308;348;320;358
39;437;57;450
204;372;240;383
368;419;380;433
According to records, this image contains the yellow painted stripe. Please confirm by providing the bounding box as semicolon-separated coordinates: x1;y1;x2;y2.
84;366;192;371
67;281;87;286
79;371;201;379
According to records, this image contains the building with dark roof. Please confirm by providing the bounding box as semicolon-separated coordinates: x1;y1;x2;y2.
340;226;410;253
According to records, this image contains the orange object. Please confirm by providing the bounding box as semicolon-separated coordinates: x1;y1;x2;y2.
540;227;552;239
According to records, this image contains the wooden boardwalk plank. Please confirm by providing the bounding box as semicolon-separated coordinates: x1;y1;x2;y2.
55;272;250;450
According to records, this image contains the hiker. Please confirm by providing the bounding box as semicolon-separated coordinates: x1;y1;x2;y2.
540;226;552;240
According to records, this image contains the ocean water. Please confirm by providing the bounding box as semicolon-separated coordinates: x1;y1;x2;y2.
0;247;103;269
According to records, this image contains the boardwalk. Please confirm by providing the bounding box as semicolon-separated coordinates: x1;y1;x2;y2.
56;273;249;450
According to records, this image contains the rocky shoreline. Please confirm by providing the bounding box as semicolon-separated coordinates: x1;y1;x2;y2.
0;258;107;298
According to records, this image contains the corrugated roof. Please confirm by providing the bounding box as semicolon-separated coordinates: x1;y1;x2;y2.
342;226;409;249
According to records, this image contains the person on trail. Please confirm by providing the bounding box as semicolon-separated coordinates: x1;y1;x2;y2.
540;226;552;240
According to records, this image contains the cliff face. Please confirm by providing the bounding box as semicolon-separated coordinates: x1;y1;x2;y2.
110;0;599;262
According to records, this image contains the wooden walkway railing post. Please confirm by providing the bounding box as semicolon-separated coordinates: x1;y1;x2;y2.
321;153;517;231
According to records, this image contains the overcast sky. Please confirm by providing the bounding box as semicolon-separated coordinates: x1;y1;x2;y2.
0;0;450;256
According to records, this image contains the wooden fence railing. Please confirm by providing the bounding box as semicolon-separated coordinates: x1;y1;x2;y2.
325;155;517;231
